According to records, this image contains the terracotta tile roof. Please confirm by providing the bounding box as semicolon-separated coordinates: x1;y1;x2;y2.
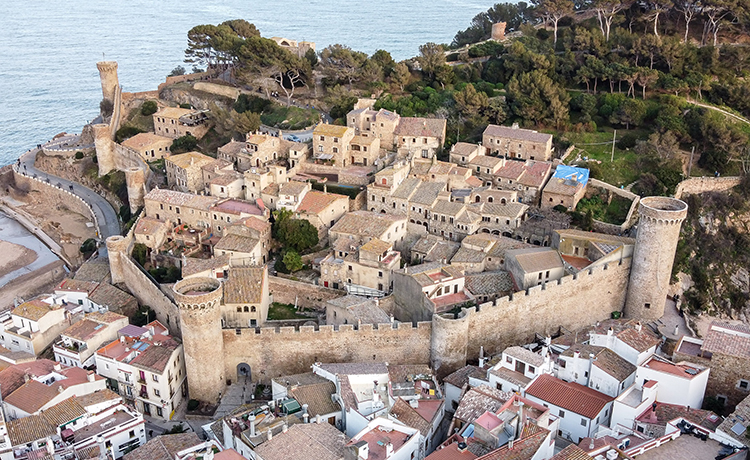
40;397;86;426
454;385;513;423
62;319;107;342
525;374;613;419
123;433;202;460
360;238;391;255
426;442;479;460
551;445;593;460
215;234;260;254
75;389;121;408
636;402;722;430
12;299;58;321
5;379;61;413
388;364;434;386
211;199;263;216
130;340;179;373
201;158;233;173
330;211;406;239
210;171;243;186
443;365;484;389
297;190;347;215
252;422;348;460
478;202;528;219
90;284;137;312
7;414;56;445
616;329;660;353
155;107;195;119
224;267;265;304
57;279;98;294
593;348;636;382
489;367;532;388
476;423;549;460
390;398;431;435
543;178;582;196
391;177;421;200
507;248;564;273
470;156;504;169
144;188;219;210
718;392;750;447
167;151;215;170
217;140;249;156
483;125;552;144
503;347;545;367
134;217;168;236
554;229;635;246
703;321;750;358
289;381;341;417
182;254;230;278
121;133;172;151
452;142;483;156
241;216;271;233
395;117;446;139
466;271;513;296
279;180;310;197
411;181;445;205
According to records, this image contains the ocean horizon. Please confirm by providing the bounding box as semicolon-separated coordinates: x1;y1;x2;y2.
0;0;494;165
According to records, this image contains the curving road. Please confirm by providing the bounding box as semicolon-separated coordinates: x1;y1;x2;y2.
15;147;120;255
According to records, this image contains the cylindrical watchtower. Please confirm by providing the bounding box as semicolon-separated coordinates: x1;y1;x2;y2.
624;196;688;321
96;61;119;105
173;277;226;403
124;167;146;213
93;124;115;176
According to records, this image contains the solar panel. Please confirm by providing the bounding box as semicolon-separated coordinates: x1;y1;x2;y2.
731;422;746;436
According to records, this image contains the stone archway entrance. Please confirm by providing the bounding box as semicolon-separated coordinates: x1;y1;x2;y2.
237;363;251;381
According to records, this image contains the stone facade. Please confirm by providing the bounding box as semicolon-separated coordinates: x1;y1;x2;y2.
482;125;553;161
624;197;687;321
124;167;146;213
97;61;119;105
93;123;116;176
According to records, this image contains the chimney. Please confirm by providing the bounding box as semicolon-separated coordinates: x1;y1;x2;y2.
303;413;309;423
282;423;288;433
573;350;580;359
249;415;256;437
607;327;614;336
385;443;394;457
302;403;309;415
23;373;29;383
635;322;642;332
316;414;321;424
508;439;514;450
373;381;380;404
457;442;468;453
53;363;62;372
120;336;125;343
267;428;273;441
87;371;96;382
480;346;485;359
410;399;419;409
97;436;107;460
323;183;328;194
589;438;595;450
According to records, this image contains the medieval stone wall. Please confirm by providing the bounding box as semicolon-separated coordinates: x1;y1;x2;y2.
221;322;432;383
673;176;741;199
269;276;344;311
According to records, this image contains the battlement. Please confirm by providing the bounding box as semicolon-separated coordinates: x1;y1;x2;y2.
232;321;431;336
173;277;223;309
637;197;687;224
96;61;118;72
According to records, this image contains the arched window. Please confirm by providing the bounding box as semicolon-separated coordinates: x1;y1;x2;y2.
243;306;249;312
475;196;481;203
251;306;256;312
488;197;494;203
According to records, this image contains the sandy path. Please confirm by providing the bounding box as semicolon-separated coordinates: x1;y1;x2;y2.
0;240;37;278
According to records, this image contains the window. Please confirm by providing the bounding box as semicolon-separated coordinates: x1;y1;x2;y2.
152;375;158;382
128;430;135;438
319;136;325;141
378;271;383;278
644;303;651;309
506;356;512;364
243;306;249;312
637;426;645;433
154;389;161;397
580;418;587;426
157;407;163;417
717;395;728;406
236;307;242;313
559;360;566;368
558;410;565;418
528;366;536;374
739;380;750;390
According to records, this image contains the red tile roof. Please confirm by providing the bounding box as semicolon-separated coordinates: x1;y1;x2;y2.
297;190;347;215
525;374;613;419
426;443;479;460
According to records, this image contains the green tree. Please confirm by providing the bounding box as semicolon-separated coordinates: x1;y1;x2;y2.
370;49;395;76
100;99;114;118
319;44;368;89
169;66;186;77
272;209;319;252
507;70;570;128
140;100;158;116
454;83;489;116
391;62;411;91
234;111;262;134
282;250;303;273
533;0;573;45
611;98;646;129
132;243;149;267
171;135;198;154
304;48;318;68
417;43;446;80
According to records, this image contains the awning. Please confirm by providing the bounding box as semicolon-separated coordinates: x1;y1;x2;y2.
315;154;334;160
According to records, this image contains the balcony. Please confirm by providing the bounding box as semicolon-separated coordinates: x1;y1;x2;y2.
139;390;149;399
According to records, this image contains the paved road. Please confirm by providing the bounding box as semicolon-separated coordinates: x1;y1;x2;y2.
16;147;120;254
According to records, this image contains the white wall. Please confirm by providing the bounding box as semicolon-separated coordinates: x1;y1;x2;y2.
524;393;612;444
635;365;708;409
610;383;657;432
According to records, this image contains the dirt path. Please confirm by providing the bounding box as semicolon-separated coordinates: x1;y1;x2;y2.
687;98;750;125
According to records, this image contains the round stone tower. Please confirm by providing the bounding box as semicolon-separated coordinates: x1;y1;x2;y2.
124;167;146;213
96;61;119;105
106;235;132;285
430;313;470;379
173;277;226;403
92;124;116;176
624;196;688;321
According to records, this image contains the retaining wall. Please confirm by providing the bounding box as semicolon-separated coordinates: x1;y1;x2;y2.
589;178;641;232
674;176;741;199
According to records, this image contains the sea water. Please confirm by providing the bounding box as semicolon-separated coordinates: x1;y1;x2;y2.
0;0;492;165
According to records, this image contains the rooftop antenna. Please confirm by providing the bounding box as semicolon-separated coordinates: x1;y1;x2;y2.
102;52;105;61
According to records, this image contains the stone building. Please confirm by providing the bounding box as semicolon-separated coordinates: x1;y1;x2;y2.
325;295;391;327
449;142;486;165
312;124;355;166
221;266;270;328
165;152;217;193
121;133;173;161
541;165;590;211
504;247;565;289
153;107;209;140
347;107;401;150
673;322;750;412
0;299;71;356
295;190;350;241
328;210;408;249
53;312;130;368
493;160;553;205
319;238;401;294
269;37;315;58
392;262;473;322
482;124;553;161
395;117;447;159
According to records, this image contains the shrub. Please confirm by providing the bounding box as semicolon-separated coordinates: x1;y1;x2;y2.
179;103;192;109
171;135;198;154
80;238;97;255
74;151;84;160
100;99;114;117
187;399;200;411
140;100;158;116
116;126;145;143
132;243;148;267
234;94;271;114
617;133;638;150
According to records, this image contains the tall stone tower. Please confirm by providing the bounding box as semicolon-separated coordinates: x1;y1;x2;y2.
124;167;146;213
96;61;119;105
106;234;133;284
173;277;226;403
92;124;116;176
624;196;688;321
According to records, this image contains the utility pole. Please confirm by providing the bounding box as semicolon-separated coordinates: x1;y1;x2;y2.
610;129;617;162
688;146;695;177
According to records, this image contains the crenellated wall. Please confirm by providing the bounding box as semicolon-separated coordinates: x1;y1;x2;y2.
673;176;741;199
221;322;432;383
